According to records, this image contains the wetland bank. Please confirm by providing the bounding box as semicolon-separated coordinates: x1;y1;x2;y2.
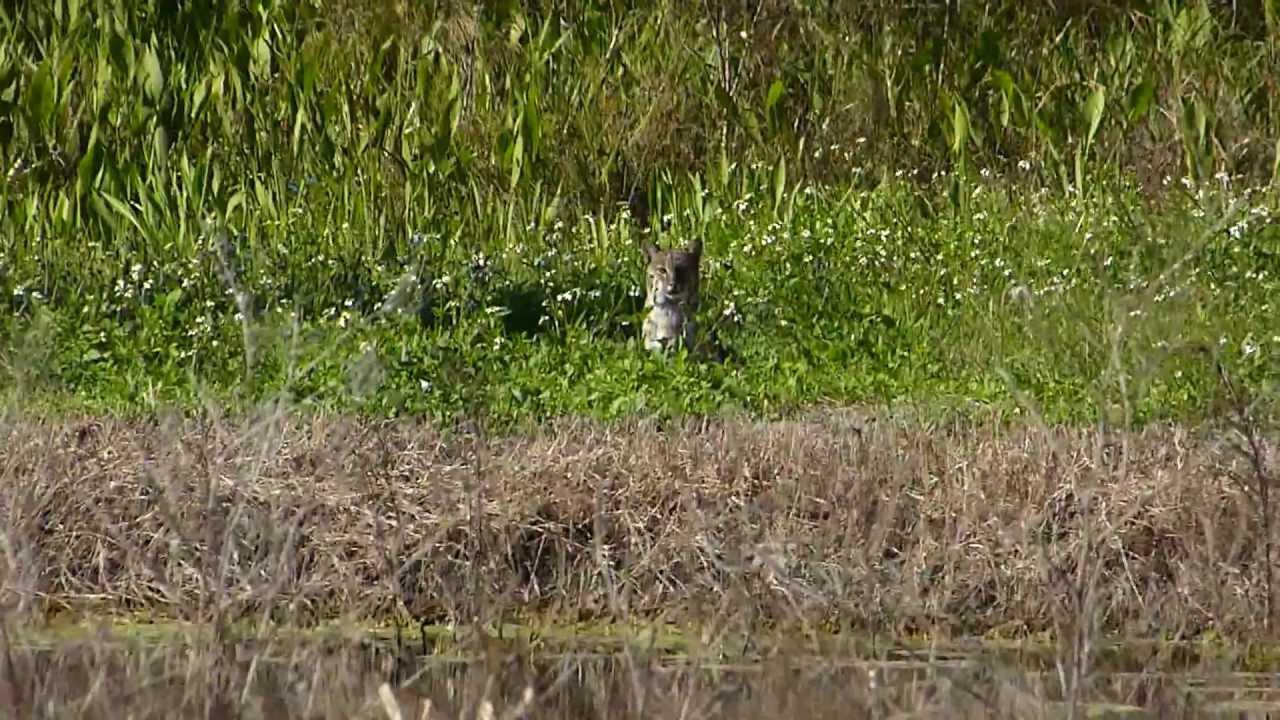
6;0;1280;715
5;410;1280;716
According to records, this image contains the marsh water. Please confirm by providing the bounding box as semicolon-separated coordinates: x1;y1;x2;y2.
10;624;1280;719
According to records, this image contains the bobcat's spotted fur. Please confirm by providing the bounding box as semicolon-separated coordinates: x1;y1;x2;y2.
641;239;702;352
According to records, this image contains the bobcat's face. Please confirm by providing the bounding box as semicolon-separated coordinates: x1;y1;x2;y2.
643;239;702;309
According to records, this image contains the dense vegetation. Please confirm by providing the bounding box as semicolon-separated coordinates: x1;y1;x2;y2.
2;0;1278;425
6;6;1280;715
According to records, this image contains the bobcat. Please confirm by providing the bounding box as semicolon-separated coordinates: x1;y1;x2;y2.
641;239;702;353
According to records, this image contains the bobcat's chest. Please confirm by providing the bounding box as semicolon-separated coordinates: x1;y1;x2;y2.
643;304;696;351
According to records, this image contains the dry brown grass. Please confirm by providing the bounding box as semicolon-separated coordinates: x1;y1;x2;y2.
3;406;1280;717
0;406;1272;644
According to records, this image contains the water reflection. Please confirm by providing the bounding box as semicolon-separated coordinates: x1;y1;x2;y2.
10;632;1280;718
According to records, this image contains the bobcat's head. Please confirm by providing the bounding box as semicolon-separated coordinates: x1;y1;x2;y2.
642;239;702;309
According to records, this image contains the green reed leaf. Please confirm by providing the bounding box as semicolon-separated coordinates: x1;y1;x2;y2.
25;59;55;131
140;44;163;101
1083;83;1105;147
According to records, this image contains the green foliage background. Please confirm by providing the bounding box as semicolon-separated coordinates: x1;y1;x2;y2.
2;0;1278;426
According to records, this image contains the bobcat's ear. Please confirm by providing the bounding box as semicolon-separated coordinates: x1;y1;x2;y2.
687;239;703;259
642;242;659;262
